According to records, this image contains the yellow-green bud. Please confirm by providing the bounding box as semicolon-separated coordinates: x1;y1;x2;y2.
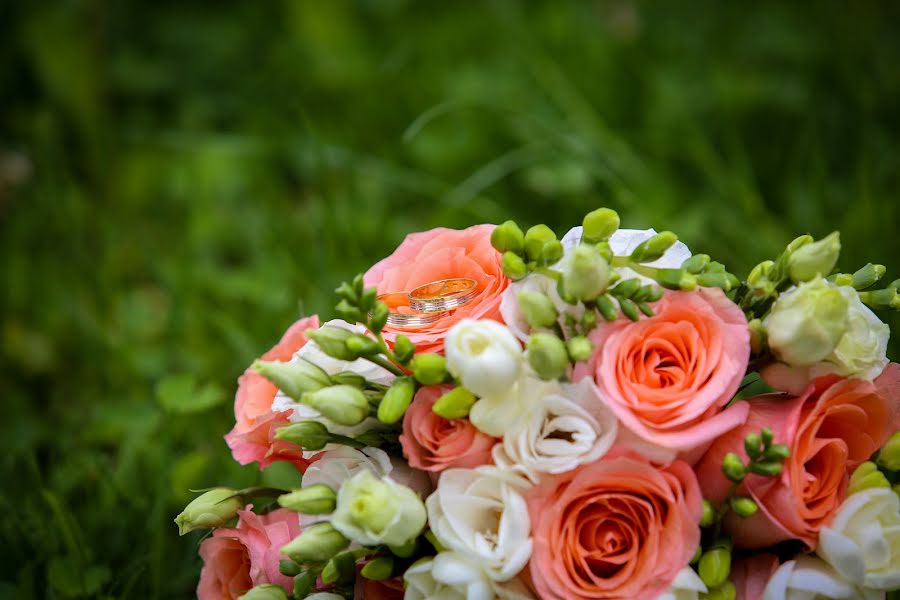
566;336;593;362
308;327;357;361
330;371;367;388
292;571;316;598
614;278;641;298
879;431;900;471
278;485;336;515
517;290;558;329
253;359;330;401
345;334;379;357
175;488;242;535
393;335;415;364
238;584;289;600
281;522;350;563
682;254;711;274
321;551;356;585
730;496;758;518
763;443;790;462
697;271;737;292
748;318;766;355
629;231;678;263
701;581;737;600
594;240;613;262
369;301;390;333
582;208;620;243
433;387;477;420
331;471;427;547
852;263;886;290
788;231;841;283
760;427;774;447
410;353;447;385
562;245;611;301
657;268;697;291
491;220;525;254
581;309;598;331
722;452;747;483
619;298;640;321
389;537;419;558
377;377;416;424
541;239;564;265
527;333;569;380
278;559;302;577
787;234;814;252
335;299;363;323
361;556;394;581
744;433;762;459
524;225;557;262
849;461;891;494
700;500;716;527
748;461;783;477
699;548;732;589
747;260;774;288
596;295;618;321
301;385;369;426
502;251;528;281
275;421;331;450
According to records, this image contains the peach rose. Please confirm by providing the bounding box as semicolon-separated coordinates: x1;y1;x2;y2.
400;385;496;471
526;449;702;599
695;362;900;549
363;225;508;354
731;554;779;600
197;507;301;600
582;288;750;462
226;316;319;470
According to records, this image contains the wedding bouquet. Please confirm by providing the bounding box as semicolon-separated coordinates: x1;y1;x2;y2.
176;208;900;600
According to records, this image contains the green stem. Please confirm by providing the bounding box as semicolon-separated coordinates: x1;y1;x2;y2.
365;354;405;377
327;434;366;449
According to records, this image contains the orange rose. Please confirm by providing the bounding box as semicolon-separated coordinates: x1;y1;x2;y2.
364;225;508;353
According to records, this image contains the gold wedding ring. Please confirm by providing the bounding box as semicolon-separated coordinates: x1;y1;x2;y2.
408;278;478;312
374;292;447;328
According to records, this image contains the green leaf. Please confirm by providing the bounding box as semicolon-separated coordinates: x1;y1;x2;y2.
155;374;225;414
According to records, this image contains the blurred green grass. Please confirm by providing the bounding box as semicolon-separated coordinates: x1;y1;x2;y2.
1;0;899;597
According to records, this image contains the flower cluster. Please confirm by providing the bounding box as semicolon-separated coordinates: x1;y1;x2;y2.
176;209;900;600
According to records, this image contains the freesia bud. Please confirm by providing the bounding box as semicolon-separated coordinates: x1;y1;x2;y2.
744;433;762;459
331;471;427;547
282;522;350;563
657;268;697;291
292;571;316;598
175;488;242;535
321;551;356;585
253;359;330;401
393;335;415;364
275;421;331;450
561;244;611;301
501;251;528;281
301;385;370;426
760;427;774;447
787;234;814;252
517;290;558;329
238;584;289;600
490;220;525;254
278;559;302;577
595;295;618;321
721;453;746;483
748;461;783;477
851;263;886;290
308;327;357;361
730;496;758;518
369;301;389;333
527;333;569;380
748;318;766;355
682;253;711;274
703;581;736;600
330;371;367;388
278;485;337;515
788;231;841;283
594;240;613;262
698;548;732;589
432;387;477;419
848;461;890;494
524;224;556;262
582;208;620;243
763;443;790;462
629;231;678;263
377;377;416;424
410;353;447;385
566;336;593;362
361;556;394;581
879;432;900;471
345;334;379;357
541;239;564;265
747;260;774;288
700;500;716;527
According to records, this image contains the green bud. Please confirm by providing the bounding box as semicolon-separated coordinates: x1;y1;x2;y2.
562;245;611;301
657;268;697;291
175;488;242;535
238;584;289;600
352;273;365;296
859;287;900;310
359;287;378;313
330;371;367;388
567;336;593;362
517;290;558;329
388;538;419;558
637;302;654;317
581;309;598;331
279;559;302;577
541;239;564;265
697;271;736;292
321;551;356;585
629;231;678;263
301;385;370;426
748;319;766;355
308;327;357;361
788;231;841;283
410;353;447;385
596;295;619;321
253;359;330;401
527;333;570;380
849;461;891;494
698;548;732;589
580;208;619;243
700;499;716;527
275;421;331;450
852;263;886;290
278;485;337;515
763;443;790;462
361;556;394;581
335;299;363;323
722;452;747;483
787;234;814;252
748;461;783;477
281;522;350;563
433;387;477;419
767;277;850;366
346;334;379;357
744;433;762;459
491;220;525;254
524;225;557;262
702;581;737;600
879;431;900;471
682;254;711;274
335;281;359;304
293;571;316;598
832;273;854;286
377;377;416;424
760;427;774;447
502;251;528;281
594;240;613;262
619;298;640;322
613;278;641;299
393;335;415;364
369;301;390;333
691;546;702;565
730;496;759;518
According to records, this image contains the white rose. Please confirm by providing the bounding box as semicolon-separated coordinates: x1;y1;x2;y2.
426;467;533;582
469;376;550;438
763;555;877;600
656;567;707;600
561;226;692;282
330;470;426;547
403;553;535;600
445;319;523;398
492;379;617;483
817;487;900;591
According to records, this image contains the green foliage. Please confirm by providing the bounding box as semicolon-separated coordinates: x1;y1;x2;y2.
1;0;899;597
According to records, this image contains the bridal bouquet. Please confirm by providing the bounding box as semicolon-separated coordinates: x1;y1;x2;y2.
176;208;900;600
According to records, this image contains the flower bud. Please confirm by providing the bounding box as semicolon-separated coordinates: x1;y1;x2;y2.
582;208;620;243
293;571;316;598
388;538;418;557
524;224;556;262
393;335;415;364
702;581;736;600
697;271;737;292
432;386;477;419
253;359;330;401
275;421;331;450
330;371;367;388
360;556;394;581
369;301;390;333
730;496;758;518
614;278;641;298
619;298;640;321
848;461;890;494
490;220;525;254
562;245;611;301
744;433;762;459
331;471;427;547
278;485;337;515
682;254;711;274
748;319;766;355
308;326;357;361
321;551;356;585
748;461;783;477
335;299;363;324
345;334;379;357
377;377;416;424
502;251;528;281
721;453;747;483
629;231;678;263
760;427;774;447
282;522;350;563
301;385;370;426
238;584;289;600
787;234;814;252
851;262;886;290
175;488;242;535
700;500;716;527
541;239;564;265
879;431;900;471
657;268;697;291
410;353;447;385
594;240;613;262
788;231;840;283
580;309;598;331
566;336;593;362
698;548;732;589
767;278;850;367
763;443;790;462
278;559;302;577
517;290;558;329
527;333;569;380
595;295;618;321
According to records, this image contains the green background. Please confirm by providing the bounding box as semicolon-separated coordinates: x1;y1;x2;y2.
2;0;899;597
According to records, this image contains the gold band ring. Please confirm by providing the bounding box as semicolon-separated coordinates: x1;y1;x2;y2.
408;278;478;313
372;292;447;328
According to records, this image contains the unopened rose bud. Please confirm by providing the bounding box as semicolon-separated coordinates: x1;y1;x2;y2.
562;245;611;301
238;584;289;600
699;548;732;589
788;231;840;283
730;496;758;518
721;453;747;483
275;421;331;450
848;461;890;494
517;290;558;329
278;485;337;515
253;359;330;401
582;208;620;243
175;488;242;535
524;224;557;262
630;231;678;263
360;556;394;581
377;377;416;424
410;353;447;385
308;326;357;361
501;251;528;281
490;220;525;254
432;387;477;420
281;522;350;563
566;336;593;362
301;385;370;426
879;431;900;471
527;333;569;380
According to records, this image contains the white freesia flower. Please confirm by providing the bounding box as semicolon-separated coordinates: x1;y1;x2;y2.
817;487;900;591
492;379;617;483
445;319;524;398
403;553;535;600
331;470;426;547
469;376;552;438
561;226;692;281
656;567;707;600
301;446;393;490
763;555;877;600
426;467;533;582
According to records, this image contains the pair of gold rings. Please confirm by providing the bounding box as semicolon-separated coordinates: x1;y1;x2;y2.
374;278;478;328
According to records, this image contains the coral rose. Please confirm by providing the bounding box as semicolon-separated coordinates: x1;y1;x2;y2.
363;225;508;354
225;316;319;470
526;449;702;599
581;288;750;462
695;362;900;549
197;507;301;600
400;385;496;471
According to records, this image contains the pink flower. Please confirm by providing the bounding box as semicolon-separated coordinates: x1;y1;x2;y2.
226;316;319;470
364;225;508;354
581;288;750;462
197;507;301;600
526;448;702;599
400;385;496;471
695;363;900;549
730;554;779;600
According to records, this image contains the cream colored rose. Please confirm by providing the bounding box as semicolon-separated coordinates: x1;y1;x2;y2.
445;319;523;398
